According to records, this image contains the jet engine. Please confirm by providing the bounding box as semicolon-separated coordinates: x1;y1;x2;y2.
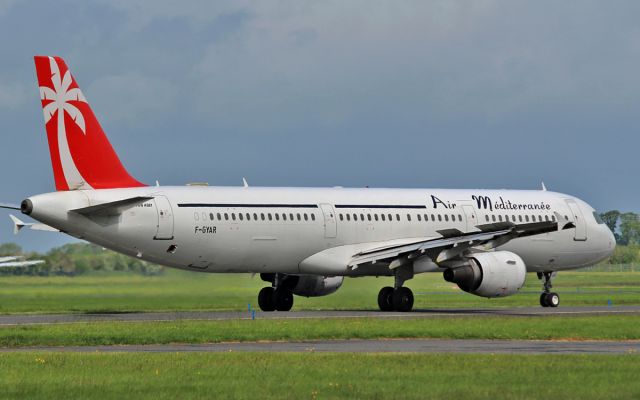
443;251;526;298
292;275;344;297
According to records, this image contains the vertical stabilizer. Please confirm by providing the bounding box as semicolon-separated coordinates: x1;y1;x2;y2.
34;56;145;191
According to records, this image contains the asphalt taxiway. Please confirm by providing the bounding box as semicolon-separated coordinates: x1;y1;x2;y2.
0;306;638;326
1;339;638;354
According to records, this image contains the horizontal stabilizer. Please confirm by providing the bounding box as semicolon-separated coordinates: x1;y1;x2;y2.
0;203;20;211
71;196;154;217
9;214;59;235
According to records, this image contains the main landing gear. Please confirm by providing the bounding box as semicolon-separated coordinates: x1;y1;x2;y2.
538;271;560;308
257;273;295;312
378;270;414;312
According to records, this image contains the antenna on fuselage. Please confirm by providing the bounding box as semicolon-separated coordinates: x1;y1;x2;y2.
242;177;249;188
541;181;547;191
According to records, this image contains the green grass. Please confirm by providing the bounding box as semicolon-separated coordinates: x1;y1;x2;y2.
1;315;639;347
0;352;638;399
0;269;639;314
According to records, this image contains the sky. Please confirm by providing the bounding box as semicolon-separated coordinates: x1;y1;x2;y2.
0;0;639;252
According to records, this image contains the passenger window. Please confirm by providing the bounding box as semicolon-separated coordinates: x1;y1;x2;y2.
381;214;386;221
518;215;523;222
217;213;222;220
525;215;529;222
339;214;344;221
367;214;372;221
444;215;449;222
304;214;308;221
545;215;550;222
539;215;543;222
275;214;279;221
485;215;489;222
289;213;294;220
438;215;442;222
513;215;516;222
209;213;214;221
232;213;236;221
238;213;243;221
268;213;272;221
552;215;556;222
360;214;364;221
498;215;502;222
296;213;301;221
246;213;251;221
492;215;496;222
353;214;357;221
451;214;455;221
396;214;400;221
261;213;265;221
312;214;316;221
346;214;351;221
417;214;422;222
374;214;379;221
194;212;199;221
224;213;229;221
458;215;462;222
282;213;287;221
407;214;411;222
424;214;428;221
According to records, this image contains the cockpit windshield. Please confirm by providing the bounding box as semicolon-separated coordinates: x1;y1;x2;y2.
593;211;605;224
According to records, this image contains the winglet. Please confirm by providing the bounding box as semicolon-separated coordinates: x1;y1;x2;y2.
9;214;26;235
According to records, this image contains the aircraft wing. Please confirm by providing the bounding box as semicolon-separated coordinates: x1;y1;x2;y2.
349;213;573;269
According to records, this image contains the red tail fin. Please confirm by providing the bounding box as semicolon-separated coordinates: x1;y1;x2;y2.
34;56;145;191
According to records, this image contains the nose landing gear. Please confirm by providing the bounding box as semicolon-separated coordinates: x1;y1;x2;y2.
538;271;560;308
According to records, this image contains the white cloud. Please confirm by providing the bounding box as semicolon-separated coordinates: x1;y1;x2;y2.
0;0;15;16
86;73;179;126
0;81;26;109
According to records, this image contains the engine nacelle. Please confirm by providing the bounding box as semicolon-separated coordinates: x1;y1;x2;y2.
443;251;526;298
292;275;344;297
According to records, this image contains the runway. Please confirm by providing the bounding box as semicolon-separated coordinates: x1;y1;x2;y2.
0;306;638;326
1;338;638;354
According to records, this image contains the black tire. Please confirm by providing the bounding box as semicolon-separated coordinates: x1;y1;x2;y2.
540;293;549;307
392;287;414;312
258;287;276;312
546;292;560;308
377;286;395;311
274;288;294;312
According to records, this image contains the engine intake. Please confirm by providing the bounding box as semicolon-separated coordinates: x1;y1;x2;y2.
443;251;526;298
292;275;344;297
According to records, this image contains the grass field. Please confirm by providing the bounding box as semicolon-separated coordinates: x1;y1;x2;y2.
0;315;639;347
0;268;639;314
0;352;638;399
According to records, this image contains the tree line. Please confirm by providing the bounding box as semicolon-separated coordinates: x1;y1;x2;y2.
0;243;163;276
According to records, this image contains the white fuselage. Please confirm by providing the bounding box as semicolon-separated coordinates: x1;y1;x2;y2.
24;186;615;277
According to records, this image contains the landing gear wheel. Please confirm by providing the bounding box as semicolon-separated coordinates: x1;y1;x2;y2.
274;288;294;312
392;287;414;312
545;292;560;308
539;293;549;308
539;292;560;308
258;287;275;312
377;287;395;311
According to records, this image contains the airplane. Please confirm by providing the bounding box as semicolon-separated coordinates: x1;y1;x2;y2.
0;256;44;268
0;56;615;312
